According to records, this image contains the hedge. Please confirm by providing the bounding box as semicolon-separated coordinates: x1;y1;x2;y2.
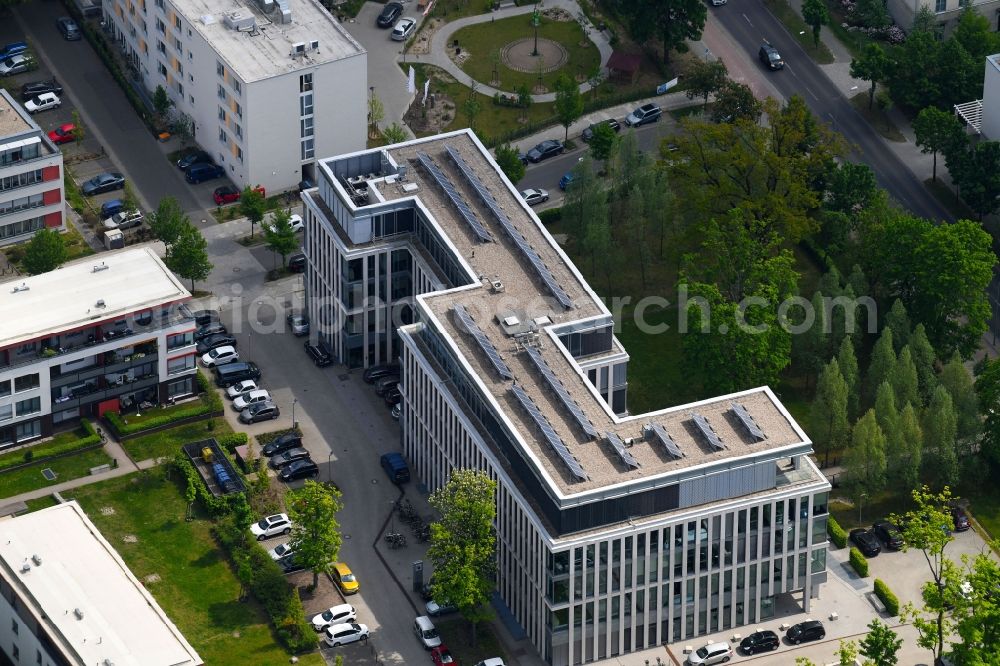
106;373;222;437
849;547;869;577
172;454;250;517
217;432;250;454
256;427;302;447
538;207;563;225
874;578;899;616
0;420;101;473
828;515;847;548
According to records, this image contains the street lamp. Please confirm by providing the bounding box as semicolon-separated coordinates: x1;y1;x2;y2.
531;7;541;57
327;451;334;484
291;397;298;429
858;492;868;526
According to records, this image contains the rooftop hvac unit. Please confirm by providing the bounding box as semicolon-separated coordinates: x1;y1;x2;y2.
259;0;274;11
224;11;255;32
309;39;319;51
291;42;306;56
20;563;30;573
31;554;42;566
73;608;85;620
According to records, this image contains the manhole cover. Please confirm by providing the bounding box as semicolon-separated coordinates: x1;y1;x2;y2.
233;266;241;272
100;506;115;515
41;468;56;481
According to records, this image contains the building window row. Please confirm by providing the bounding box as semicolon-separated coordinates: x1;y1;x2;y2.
13;374;39;393
16;397;40;416
166;331;194;350
1;142;41;167
0;169;43;193
0;216;44;240
167;354;196;375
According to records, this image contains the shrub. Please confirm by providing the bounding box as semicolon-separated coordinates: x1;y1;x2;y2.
0;420;101;473
828;515;848;548
105;402;214;436
538;207;563;224
172;454;250;517
849;546;869;577
874;578;899;615
23;450;33;463
217;432;250;453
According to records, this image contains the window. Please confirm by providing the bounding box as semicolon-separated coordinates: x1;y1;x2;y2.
157;62;167;78
167;355;195;375
217;84;227;101
16;397;40;416
11;618;17;634
299;93;313;116
167;376;194;398
174;37;182;51
155;17;165;33
175;61;183;76
301;137;314;160
237;146;243;162
11;644;18;660
15;420;39;442
234;101;242;118
300;117;314;138
218;128;228;144
0;380;9;397
14;374;38;392
935;0;946;10
300;73;313;92
0;217;44;240
231;78;241;95
0;169;42;193
155;0;163;8
173;15;181;29
218;106;227;122
235;123;242;139
217;60;224;77
0;404;11;422
167;331;193;349
177;82;184;96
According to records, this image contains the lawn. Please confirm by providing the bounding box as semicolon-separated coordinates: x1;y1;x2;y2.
436;616;509;665
113;392;217;431
24;496;59;512
450;14;601;93
829;488;914;530
617;305;690;415
122;418;234;463
68;473;323;666
0;448;113;498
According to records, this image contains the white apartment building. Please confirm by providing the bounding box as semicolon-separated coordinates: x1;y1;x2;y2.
955;53;1000;139
887;0;1000;33
0;247;199;450
102;0;367;193
0;89;65;247
302;130;832;665
0;501;202;666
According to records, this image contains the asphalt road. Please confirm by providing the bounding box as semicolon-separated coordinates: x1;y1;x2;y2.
710;2;953;222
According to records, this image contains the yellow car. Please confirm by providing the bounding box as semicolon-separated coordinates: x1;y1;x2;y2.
332;562;359;595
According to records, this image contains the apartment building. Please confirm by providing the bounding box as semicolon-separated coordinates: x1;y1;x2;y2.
302;130;832;665
0;89;65;247
0;501;202;666
955;53;1000;138
888;0;1000;34
102;0;367;193
0;247;198;450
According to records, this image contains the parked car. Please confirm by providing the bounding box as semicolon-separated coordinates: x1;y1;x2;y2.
581;118;621;141
268;446;311;469
263;213;304;233
101;210;143;231
224;379;257;400
194;322;227;340
392;17;416;41
82;172;125;196
287;252;307;272
374;375;400;396
710;0;727;6
849;528;881;557
391;403;401;420
558;172;575;191
523;140;563;163
287;313;309;336
176;150;212;170
786;620;825;645
324;622;369;647
759;43;784;70
951;506;971;531
473;660;505;666
363;364;400;383
189;309;219;326
233;389;271;412
332;562;360;595
381;452;409;483
739;630;779;655
624;103;662;127
383;386;402;406
0;54;35;76
261;431;303;457
250;513;292;540
213;185;241;205
520;188;549;206
303;341;333;367
20;79;62;101
431;646;457;666
425;599;457;617
687;642;733;665
267;542;294;561
239;400;280;423
213;361;261;387
872;521;905;550
201;345;239;367
279;459;320;481
311;604;357;632
277;552;305;575
56;17;81;40
100;199;124;219
24;92;60;114
0;42;28;61
47;123;76;145
414;615;442;649
377;1;403;27
185;163;225;184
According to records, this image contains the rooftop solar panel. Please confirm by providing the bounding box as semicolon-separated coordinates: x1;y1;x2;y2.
731;402;766;441
416;152;493;243
605;431;640;469
524;346;599;439
691;412;725;450
510;384;588;481
453;304;514;380
647;423;684;460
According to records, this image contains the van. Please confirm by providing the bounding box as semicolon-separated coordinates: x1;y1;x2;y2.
214;361;262;388
185;162;224;184
413;615;441;649
380;452;409;484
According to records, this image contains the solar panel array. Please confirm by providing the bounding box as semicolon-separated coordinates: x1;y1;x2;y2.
416;152;493;244
691;412;725;450
453;304;514;380
524;346;599;439
444;145;574;309
510;383;588;481
647;423;684;460
731;401;766;441
605;431;640;469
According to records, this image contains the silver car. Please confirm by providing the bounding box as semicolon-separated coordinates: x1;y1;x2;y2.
391;17;416;41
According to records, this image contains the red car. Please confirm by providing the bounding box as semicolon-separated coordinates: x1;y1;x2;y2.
431;645;456;666
213;184;266;206
48;122;76;145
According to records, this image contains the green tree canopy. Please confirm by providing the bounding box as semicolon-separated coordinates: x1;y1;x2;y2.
148;196;189;256
239;186;268;238
711;80;762;124
684;58;728;108
938;355;980;442
587;121;617;162
951;140;1000;220
850;42;891;110
883;298;911;351
811;359;850;467
914;106;967;182
287;480;343;589
22;228;67;275
802;0;830;46
976;357;1000;471
866;328;896;406
908;324;938;405
838;336;861;420
897;402;924;491
166;223;213;291
263;209;299;269
860;618;903;666
553;74;583;142
844;409;888;501
923;385;959;488
891;346;920;408
621;0;708;63
494;143;525;185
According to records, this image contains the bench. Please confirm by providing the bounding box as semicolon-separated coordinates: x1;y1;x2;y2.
89;464;112;475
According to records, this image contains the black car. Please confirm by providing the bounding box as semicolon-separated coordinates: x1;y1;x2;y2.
21;79;62;101
872;521;904;550
190;309;220;326
363;364;400;384
277;553;306;574
269;447;312;469
262;431;303;457
786;620;825;645
523;140;564;164
288;252;307;273
759;43;784;70
850;528;881;557
280;459;320;481
196;334;237;355
377;1;403;27
374;375;400;396
739;630;780;655
951;506;970;531
581;118;621;142
384;386;402;406
194;322;227;341
303;341;333;367
177;151;212;170
82;172;126;196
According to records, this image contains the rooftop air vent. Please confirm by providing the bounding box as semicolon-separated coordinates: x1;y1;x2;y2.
73;608;84;620
95;299;106;308
224;10;255;32
92;262;109;272
20;563;30;574
491;279;505;293
10;282;29;293
199;14;216;25
31;554;42;566
309;39;319;51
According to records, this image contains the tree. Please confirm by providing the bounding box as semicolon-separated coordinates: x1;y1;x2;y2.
934;38;980;111
883;299;910;351
875;380;900;466
624;186;650;289
976;357;1000;471
428;469;497;646
850;43;890;110
287;480;343;590
494;143;525;184
239;186;267;239
866;328;896;406
938;355;980;442
166;223;213;291
152;84;172;120
843;409;888;501
463;84;482;134
711;80;762;124
381;122;407;144
838;337;861;420
891;346;920;408
827;162;879;215
886;31;940;111
561;157;605;247
516;83;532;122
622;0;708;63
914;106;966;182
923;386;959;488
121;181;141;216
855;0;890;28
583;210;615;295
897;402;924;491
811;360;850;467
860;619;903;666
588;121;617;162
70;110;84;151
951;140;1000;220
684;58;728;108
148;196;188;256
263;209;298;269
909;324;938;405
950;547;1000;665
554;74;583;142
836;640;859;666
367;91;384;139
802;0;829;47
22;228;67;275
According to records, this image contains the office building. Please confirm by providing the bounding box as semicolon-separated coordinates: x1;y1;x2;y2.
955;53;1000;139
302;130;831;665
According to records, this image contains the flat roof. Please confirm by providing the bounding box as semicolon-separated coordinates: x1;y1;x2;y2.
0;88;38;138
0;502;202;666
0;246;190;350
315;131;811;499
177;0;364;82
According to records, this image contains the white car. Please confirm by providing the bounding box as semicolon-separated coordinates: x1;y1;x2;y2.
310;603;357;632
267;542;294;561
225;379;258;400
232;389;271;411
324;622;369;647
391;17;416;41
250;513;292;540
687;642;734;665
473;660;506;666
101;210;143;230
0;54;34;76
201;345;239;367
264;213;303;233
24;92;60;114
520;188;549;206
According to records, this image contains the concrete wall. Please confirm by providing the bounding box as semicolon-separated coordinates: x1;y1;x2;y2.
984;55;1000;139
